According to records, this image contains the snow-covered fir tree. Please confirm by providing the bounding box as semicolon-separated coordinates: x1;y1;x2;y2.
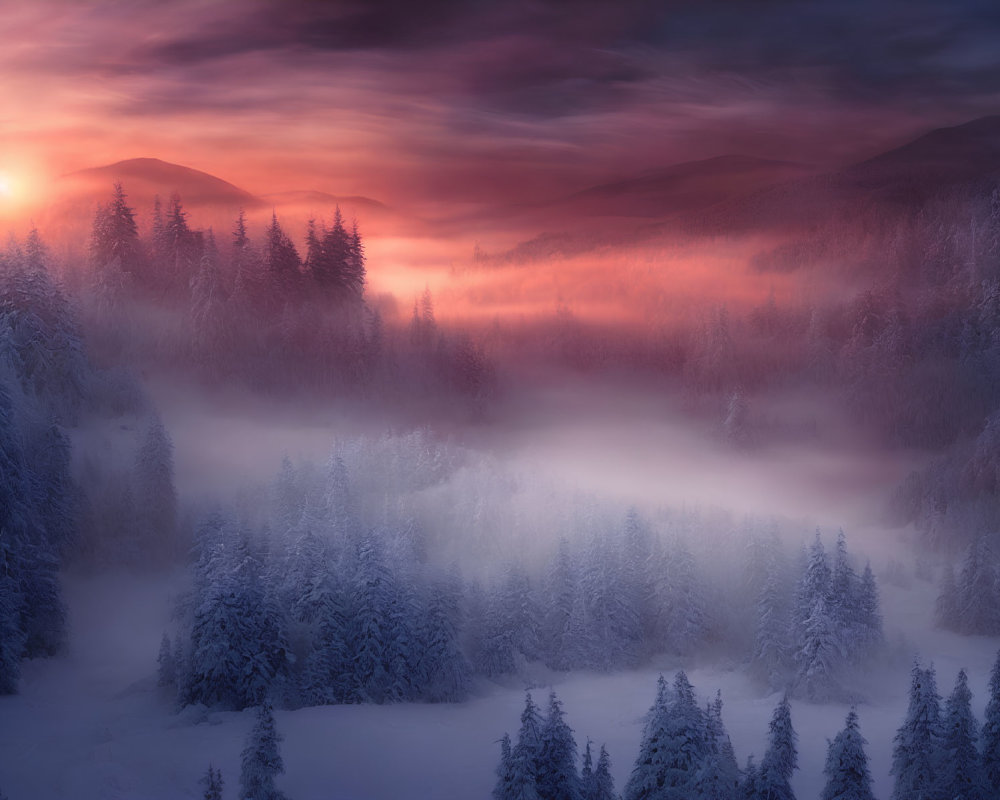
890;663;943;800
180;520;290;710
940;668;985;800
751;543;794;691
758;696;798;800
591;745;618;800
542;537;578;670
537;692;581;800
495;734;523;800
200;764;223;800
741;755;762;800
698;691;740;800
758;695;798;800
413;577;471;702
983;649;1000;793
820;709;874;800
157;633;176;688
239;702;287;800
624;672;709;800
517;692;545;778
133;413;178;564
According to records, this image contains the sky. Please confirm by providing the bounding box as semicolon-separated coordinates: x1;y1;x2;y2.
3;0;1000;212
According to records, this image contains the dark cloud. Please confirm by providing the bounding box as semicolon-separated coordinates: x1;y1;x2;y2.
120;0;1000;125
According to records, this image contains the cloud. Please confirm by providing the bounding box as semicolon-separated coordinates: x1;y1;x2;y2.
4;0;1000;208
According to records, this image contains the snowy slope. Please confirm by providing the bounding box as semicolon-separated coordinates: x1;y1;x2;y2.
0;568;996;799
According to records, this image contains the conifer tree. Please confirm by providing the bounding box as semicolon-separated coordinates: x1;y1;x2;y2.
157;632;176;687
542;537;578;670
741;755;762;800
752;547;793;690
261;213;301;308
347;532;393;703
625;672;708;800
200;764;223;800
661;539;707;656
983;649;1000;793
133;413;178;563
759;695;798;800
941;668;985;800
592;746;618;800
517;692;545;778
820;709;874;800
492;733;517;800
699;691;740;800
856;562;883;655
239;702;287;800
301;574;351;705
891;663;942;800
413;580;471;702
624;674;671;800
90;182;140;277
581;740;596;800
537;692;581;800
0;549;25;695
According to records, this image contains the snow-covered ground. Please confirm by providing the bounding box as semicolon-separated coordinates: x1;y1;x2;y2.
0;567;996;799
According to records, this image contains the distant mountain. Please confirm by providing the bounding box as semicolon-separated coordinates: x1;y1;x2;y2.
61;157;260;210
849;115;1000;185
41;158;401;240
258;190;388;214
563;155;814;218
682;116;1000;236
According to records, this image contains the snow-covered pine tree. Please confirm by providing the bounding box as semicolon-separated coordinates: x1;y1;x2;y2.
626;671;708;800
413;578;471;702
537;692;581;800
741;755;762;800
940;668;985;800
983;649;1000;793
793;532;844;701
619;509;654;653
0;547;25;695
157;632;176;687
300;572;351;705
956;537;1000;634
181;526;290;709
890;663;943;800
473;582;520;678
661;539;708;656
829;531;858;634
624;674;672;800
794;593;844;702
936;562;960;631
382;574;418;702
495;733;518;800
795;531;831;638
542;537;578;670
855;562;883;657
581;740;596;800
592;745;617;800
347;531;393;703
517;692;545;779
820;709;874;800
697;690;740;800
758;695;798;800
200;764;223;800
751;545;793;691
133;413;178;564
239;702;287;800
502;565;541;664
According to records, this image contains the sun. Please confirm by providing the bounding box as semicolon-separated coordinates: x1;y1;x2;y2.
0;173;11;199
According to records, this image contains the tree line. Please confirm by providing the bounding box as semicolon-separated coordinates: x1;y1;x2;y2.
493;652;1000;800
